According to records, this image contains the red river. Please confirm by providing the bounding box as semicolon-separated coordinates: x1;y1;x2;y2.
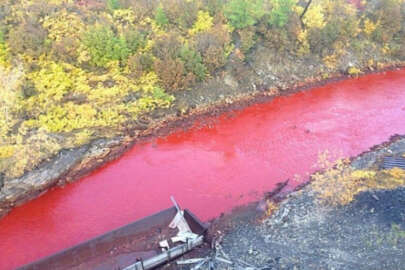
1;69;405;269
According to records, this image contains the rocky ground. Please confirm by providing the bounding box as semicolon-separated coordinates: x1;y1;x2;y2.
166;137;405;270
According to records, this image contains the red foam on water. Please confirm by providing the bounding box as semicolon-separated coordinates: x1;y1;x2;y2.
1;69;405;269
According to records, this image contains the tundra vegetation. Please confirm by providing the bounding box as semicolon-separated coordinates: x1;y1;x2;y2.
0;0;404;179
311;151;405;206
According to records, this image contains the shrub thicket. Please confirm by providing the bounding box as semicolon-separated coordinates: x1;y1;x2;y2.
224;0;264;29
311;152;405;206
155;6;169;28
179;46;207;81
268;0;296;28
83;26;130;67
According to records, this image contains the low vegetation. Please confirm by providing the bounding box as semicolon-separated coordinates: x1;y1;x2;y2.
311;151;405;206
0;0;404;179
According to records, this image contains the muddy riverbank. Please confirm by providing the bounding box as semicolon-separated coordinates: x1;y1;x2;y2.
1;63;404;220
168;136;405;270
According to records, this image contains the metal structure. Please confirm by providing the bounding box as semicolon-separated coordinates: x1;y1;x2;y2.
381;156;405;170
19;200;207;270
123;235;204;270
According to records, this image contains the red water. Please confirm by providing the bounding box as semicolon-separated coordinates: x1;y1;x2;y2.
1;69;405;269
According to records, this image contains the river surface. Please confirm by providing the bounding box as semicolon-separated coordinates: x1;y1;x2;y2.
1;69;405;269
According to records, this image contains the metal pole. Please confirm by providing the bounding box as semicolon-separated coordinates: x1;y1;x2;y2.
123;235;204;270
170;195;181;212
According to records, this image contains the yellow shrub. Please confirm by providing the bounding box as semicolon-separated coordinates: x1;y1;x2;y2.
312;152;405;206
323;54;337;69
41;10;85;42
189;11;213;35
34;103;98;132
381;44;391;55
385;168;405;179
22;60;173;135
311;156;358;206
348;67;362;76
113;9;135;27
303;4;326;29
74;130;94;145
350;170;376;180
25;61;74;115
367;59;375;69
297;30;310;56
0;43;10;68
265;200;278;217
0;145;14;159
0;64;25;141
141;17;165;37
137;71;161;93
3;130;62;178
363;18;378;37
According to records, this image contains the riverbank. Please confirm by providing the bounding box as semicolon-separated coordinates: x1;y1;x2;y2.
1;62;404;219
169;135;405;269
2;0;405;219
1;66;405;269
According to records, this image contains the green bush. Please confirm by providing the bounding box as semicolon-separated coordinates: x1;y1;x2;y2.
155;6;169;28
107;0;121;12
268;0;296;28
179;46;207;81
224;0;264;29
82;26;129;67
124;30;146;54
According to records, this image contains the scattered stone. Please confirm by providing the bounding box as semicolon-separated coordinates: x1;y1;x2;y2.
224;74;239;89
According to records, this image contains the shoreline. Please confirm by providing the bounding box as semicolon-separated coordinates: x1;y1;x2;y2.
163;134;405;269
1;63;404;219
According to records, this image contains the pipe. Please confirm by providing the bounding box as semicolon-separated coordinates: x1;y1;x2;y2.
123;235;204;270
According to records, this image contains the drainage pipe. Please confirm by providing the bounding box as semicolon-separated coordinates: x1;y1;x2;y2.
123;235;204;270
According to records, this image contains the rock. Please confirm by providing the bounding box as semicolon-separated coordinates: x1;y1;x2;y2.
0;136;129;218
0;145;89;217
224;74;239;89
0;173;4;190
